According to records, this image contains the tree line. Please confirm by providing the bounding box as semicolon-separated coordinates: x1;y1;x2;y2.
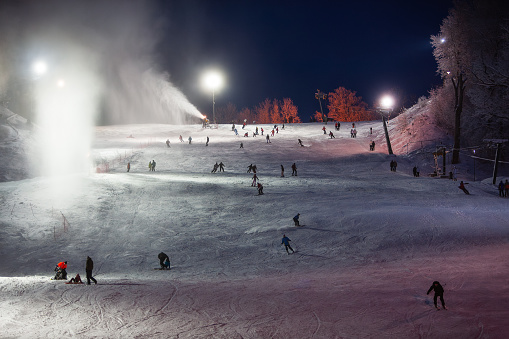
214;88;379;124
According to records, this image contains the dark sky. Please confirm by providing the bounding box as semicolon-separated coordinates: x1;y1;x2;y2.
155;0;453;120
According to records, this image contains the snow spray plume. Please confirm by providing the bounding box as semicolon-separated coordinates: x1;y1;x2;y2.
0;1;201;183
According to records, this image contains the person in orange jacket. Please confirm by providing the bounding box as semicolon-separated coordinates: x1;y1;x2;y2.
54;261;68;280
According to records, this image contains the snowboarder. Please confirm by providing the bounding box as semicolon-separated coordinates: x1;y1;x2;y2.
68;273;82;284
458;181;470;195
85;256;97;285
293;213;300;226
206;136;209;146
54;261;68;280
127;162;130;172
151;160;156;172
291;163;297;176
219;162;225;172
281;234;295;254
158;252;170;270
298;139;304;147
257;182;264;195
281;164;284;177
427;281;447;310
188;136;192;144
166;139;170;147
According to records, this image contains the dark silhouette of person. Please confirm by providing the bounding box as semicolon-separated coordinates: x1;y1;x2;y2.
158;252;170;270
281;234;295;254
427;281;447;310
86;256;97;285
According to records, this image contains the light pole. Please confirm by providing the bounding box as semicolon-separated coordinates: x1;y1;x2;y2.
315;89;327;124
379;95;394;155
202;70;224;124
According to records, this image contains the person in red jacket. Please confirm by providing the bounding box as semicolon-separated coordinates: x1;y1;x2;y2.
54;261;68;280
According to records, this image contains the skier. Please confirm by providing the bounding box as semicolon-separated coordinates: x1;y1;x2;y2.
427;281;447;310
206;136;209;146
149;161;152;171
266;135;271;143
211;162;219;173
322;126;327;134
179;135;184;142
188;136;192;144
247;164;254;173
291;163;297;176
505;179;509;197
257;182;264;195
452;166;458;181
281;234;295;255
281;164;284;177
166;139;170;147
293;213;300;226
261;127;264;135
151;160;156;172
298;139;304;147
85;256;97;285
54;261;68;280
219;162;225;172
458;181;470;195
251;173;258;186
329;131;335;139
157;252;170;270
240;142;244;148
127;162;130;172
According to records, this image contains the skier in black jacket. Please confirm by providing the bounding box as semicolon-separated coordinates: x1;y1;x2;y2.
427;281;447;310
158;252;170;270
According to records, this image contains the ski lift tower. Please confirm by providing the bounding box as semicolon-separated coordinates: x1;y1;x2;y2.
377;95;394;155
484;139;508;184
315;89;328;124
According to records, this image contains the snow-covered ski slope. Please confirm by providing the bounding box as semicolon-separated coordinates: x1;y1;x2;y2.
1;121;508;338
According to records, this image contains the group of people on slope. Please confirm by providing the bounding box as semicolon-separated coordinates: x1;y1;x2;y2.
54;257;97;285
211;162;225;173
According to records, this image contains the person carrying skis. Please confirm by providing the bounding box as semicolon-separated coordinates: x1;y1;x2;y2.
427;281;447;310
281;234;295;254
86;256;97;285
291;163;297;176
458;181;470;195
54;261;68;280
293;213;300;226
158;252;170;270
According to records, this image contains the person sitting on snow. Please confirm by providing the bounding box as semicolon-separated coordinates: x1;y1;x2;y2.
54;261;68;280
69;273;82;283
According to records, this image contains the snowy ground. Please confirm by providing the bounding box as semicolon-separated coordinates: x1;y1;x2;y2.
1;120;509;338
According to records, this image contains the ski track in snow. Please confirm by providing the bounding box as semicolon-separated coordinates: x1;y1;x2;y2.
1;122;509;338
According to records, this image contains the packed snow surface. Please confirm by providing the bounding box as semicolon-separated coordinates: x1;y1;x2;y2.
1;121;508;338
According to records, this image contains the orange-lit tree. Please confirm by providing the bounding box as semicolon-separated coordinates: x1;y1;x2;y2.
327;87;372;122
281;98;301;123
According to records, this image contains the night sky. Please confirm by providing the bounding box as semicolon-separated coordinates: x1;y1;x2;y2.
156;0;453;120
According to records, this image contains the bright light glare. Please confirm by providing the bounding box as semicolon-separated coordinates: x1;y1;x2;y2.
202;71;224;91
57;79;65;87
380;95;395;109
440;38;446;43
33;61;47;75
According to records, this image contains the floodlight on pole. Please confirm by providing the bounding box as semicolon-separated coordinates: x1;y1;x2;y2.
33;60;47;75
378;95;395;155
202;70;224;123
